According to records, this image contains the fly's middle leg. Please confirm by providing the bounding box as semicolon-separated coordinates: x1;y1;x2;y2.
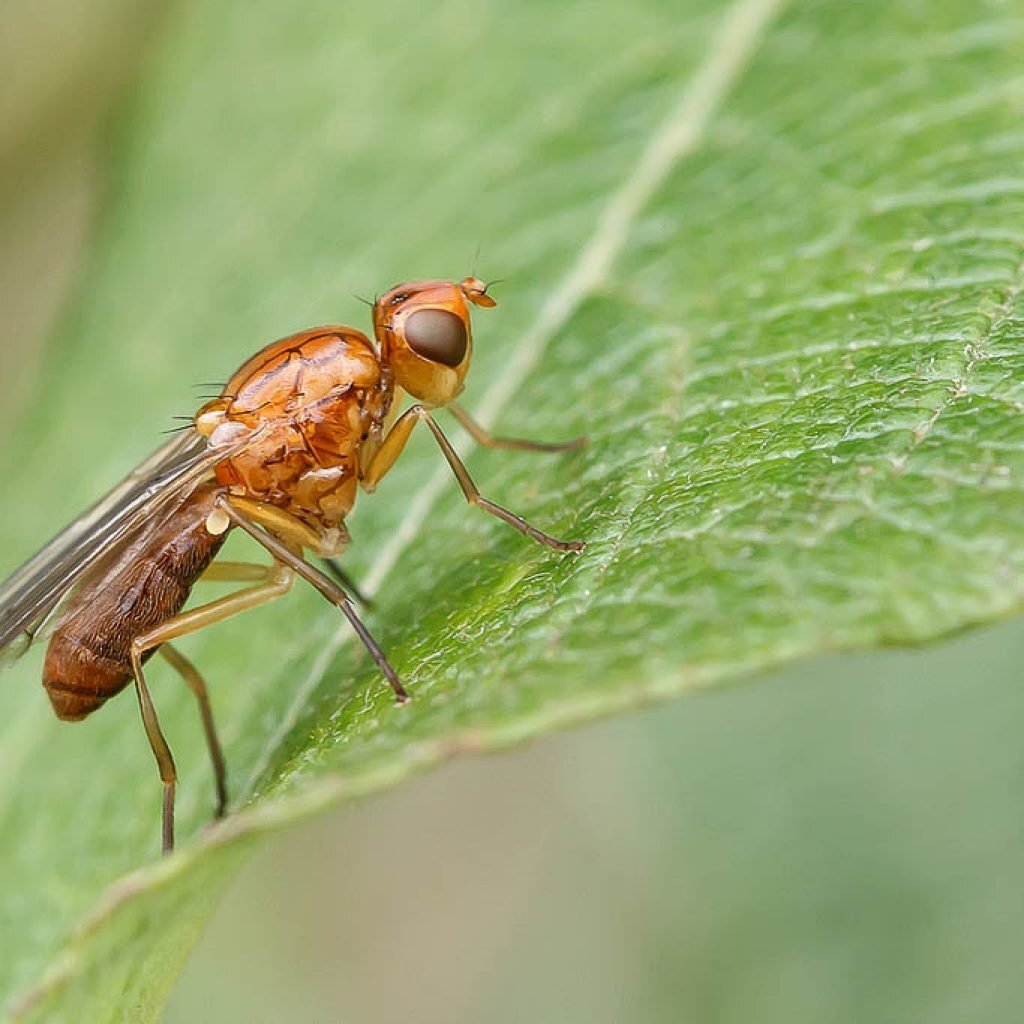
216;496;407;702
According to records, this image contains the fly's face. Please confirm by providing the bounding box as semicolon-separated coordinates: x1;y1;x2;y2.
373;277;495;406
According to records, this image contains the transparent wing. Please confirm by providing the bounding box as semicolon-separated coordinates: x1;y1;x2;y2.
0;428;242;664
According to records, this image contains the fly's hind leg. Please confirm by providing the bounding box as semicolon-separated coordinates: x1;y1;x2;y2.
129;652;178;855
130;561;294;853
160;644;227;820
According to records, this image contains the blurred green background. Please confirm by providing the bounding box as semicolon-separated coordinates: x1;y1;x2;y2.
3;2;1023;1021
164;629;1024;1023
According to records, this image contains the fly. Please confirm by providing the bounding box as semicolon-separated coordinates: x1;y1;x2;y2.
0;278;584;853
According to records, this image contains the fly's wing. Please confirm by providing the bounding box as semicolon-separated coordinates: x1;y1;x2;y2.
0;428;242;664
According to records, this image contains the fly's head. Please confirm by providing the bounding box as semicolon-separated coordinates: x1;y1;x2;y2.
373;277;496;406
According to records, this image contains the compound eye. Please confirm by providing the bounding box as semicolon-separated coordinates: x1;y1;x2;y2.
404;309;468;367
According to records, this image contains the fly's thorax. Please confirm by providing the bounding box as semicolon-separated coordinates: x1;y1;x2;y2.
195;325;392;531
199;401;361;529
220;325;382;412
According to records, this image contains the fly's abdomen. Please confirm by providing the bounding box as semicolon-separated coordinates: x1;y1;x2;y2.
43;488;227;721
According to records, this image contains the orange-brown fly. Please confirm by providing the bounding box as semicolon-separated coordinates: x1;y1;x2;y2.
0;278;584;853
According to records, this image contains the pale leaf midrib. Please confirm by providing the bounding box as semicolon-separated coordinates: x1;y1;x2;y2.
240;0;785;799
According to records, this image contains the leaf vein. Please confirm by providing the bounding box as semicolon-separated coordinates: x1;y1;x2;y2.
240;0;787;798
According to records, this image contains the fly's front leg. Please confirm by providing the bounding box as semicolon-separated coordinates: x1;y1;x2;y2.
130;562;294;853
362;405;584;552
449;402;586;453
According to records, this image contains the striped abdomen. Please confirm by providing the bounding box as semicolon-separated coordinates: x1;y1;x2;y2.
43;487;227;721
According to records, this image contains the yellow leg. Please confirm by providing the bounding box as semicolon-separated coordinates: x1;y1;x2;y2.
130;562;293;853
160;644;228;820
199;560;275;583
359;404;422;491
449;402;586;452
203;548;372;606
224;497;329;551
362;405;584;552
217;496;407;701
200;524;371;608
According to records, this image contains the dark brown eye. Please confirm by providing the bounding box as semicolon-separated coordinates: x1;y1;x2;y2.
404;309;467;367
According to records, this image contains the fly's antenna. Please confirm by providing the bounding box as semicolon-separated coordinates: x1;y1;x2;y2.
469;244;505;300
353;293;374;308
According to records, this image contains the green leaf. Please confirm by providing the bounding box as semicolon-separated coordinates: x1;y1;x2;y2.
3;0;1024;1018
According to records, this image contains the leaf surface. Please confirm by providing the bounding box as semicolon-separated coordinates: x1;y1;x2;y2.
3;0;1024;1018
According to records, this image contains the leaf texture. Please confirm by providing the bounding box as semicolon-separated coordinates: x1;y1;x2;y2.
2;0;1024;1018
